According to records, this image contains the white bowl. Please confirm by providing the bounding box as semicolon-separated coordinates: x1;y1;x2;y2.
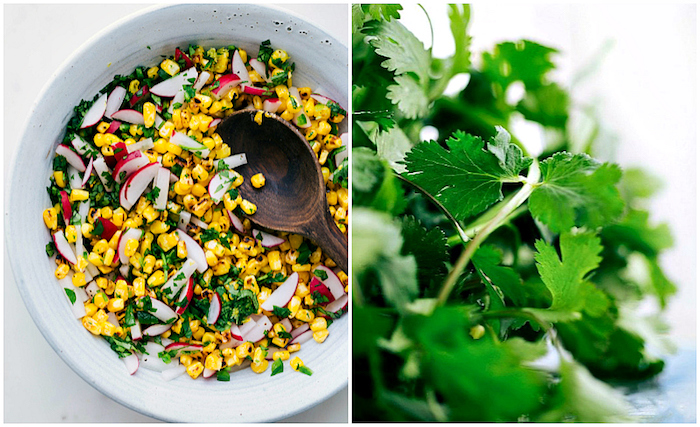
6;4;347;422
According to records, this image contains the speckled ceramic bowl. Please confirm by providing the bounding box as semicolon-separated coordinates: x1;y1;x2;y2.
6;4;347;422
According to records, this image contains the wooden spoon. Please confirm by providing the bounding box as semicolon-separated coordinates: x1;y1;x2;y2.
216;109;348;272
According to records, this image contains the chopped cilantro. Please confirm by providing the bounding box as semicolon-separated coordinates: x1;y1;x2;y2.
45;242;56;257
272;306;292;318
64;288;76;305
271;358;283;376
313;270;328;281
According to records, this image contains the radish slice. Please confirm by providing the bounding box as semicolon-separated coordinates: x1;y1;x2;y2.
123;353;140;375
231;50;250;85
131;320;143;341
117;228;143;264
96;217;118;240
153;168;170;211
178;211;191;230
193;71;211;91
309;276;335;304
92;157;113;191
126;137;154;153
113;151;149;184
210;74;242;99
175;277;194;315
129;84;149;107
145;297;178;323
105;86;127;117
53;230;77;265
280;318;293;334
190;216;209;230
208;170;236;202
56;144;86;172
242;85;272;96
112;141;129;163
174;231;207;273
70;135;92;157
150;67;198;97
107;312;120;329
227;210;246;234
67;165;83;190
290;323;310;340
313;265;345;299
242;315;272;343
252;229;285;248
324;293;348;315
111;109;144;125
80;158;94;187
161;365;187;381
119;264;130;278
175;47;195;68
80;92;108;129
230;324;244;341
139;342;170;372
260;273;299;312
85;281;99;298
238;317;258;337
335;133;348;166
143;323;172;337
208;118;221;128
249;58;268;81
60;190;72;222
161;259;198;299
216;153;247;170
168;88;186;115
74;226;85;262
85;262;99;278
203;368;216;379
57;275;87;318
154;114;164;129
164;342;203;357
289;330;313;345
207;292;222;324
170;131;210;157
121;163;160;210
262;98;282;113
106;120;122;134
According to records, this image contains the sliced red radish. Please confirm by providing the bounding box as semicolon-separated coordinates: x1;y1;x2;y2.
161;259;198;299
80;92;108;129
242;315;272;343
168;170;178;184
175;47;195;68
161;365;187;381
207;292;222;324
97;217;118;240
203;368;216;379
280;318;293;334
56;144;86;172
121;162;160;210
143;323;172;337
85;280;99;298
323;293;348;316
216;153;247;170
107;311;120;329
208;118;221;129
231;50;250;85
119;264;130;278
105;86;127;117
144;297;178;323
128;84;149;107
190;216;209;230
313;265;345;299
174;230;207;273
58;276;87;318
230;324;244;341
252;229;285;248
262;98;282;113
131;320;142;341
238;317;258;337
126;137;154;154
170;131;210;157
164;342;203;357
175;277;194;315
310;93;345;112
80;158;94;187
208;169;236;202
70;135;92;157
123;353;140;375
210;73;242;99
67;165;83;189
150;67;198;97
289;330;313;345
193;71;211;92
53;230;77;265
60;190;72;222
112;141;128;163
92;157;113;191
309;276;335;304
167;88;186;115
177;210;191;230
227;210;246;234
106;120;122;134
153;167;170;211
117;227;143;264
154;114;164;129
111;109;144;125
290;323;310;340
249;58;268;81
113;151;149;184
260;272;299;312
139;342;169;372
242;85;272;96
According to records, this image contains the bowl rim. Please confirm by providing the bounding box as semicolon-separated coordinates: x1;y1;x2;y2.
6;3;348;422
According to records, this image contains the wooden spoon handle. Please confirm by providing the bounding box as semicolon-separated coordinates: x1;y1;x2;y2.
306;214;348;273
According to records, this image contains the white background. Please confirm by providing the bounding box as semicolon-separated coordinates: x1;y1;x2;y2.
3;3;348;423
401;3;697;346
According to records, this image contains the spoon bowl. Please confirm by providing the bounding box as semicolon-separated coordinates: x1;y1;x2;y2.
217;109;348;272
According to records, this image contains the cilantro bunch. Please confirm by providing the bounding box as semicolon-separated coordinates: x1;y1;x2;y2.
352;4;676;422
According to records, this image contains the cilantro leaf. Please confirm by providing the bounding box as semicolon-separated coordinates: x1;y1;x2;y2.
400;216;449;297
353;147;406;215
272;306;291;318
402;130;531;220
64;288;76;305
447;4;472;75
386;74;429;119
529;152;624;233
271;358;283;376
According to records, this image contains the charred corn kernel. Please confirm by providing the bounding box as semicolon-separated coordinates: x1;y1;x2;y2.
108;231;122;250
82;317;101;335
317;120;331;136
97;206;113;220
156;232;178;252
186;361;204;379
314;104;331;121
288;296;302;317
55;263;70;280
205;352;223;371
93;291;108;309
128;79;140;93
88;252;103;267
104;280;116;295
231;171;244;187
334;207;347;222
205;250;218;267
305;128;317;141
107;298;124;312
194;93;213;109
274;85;289;100
470;324;486;340
159;121;175;139
285;250;299;265
53;170;67;188
318;149;329;165
279;110;294;121
286;96;302;114
69;189;89;202
253;95;263;110
149;220;169;235
252;346;265;364
147;270;165;287
93;309;109;323
71;272;86;287
192;164;209;182
143;102;156;128
273;350;290;361
176;240;188;259
94;121;110;133
161;58;180;76
290;356;304;371
273;323;288;336
143;206;159;223
179;353;193;366
240;199;257;215
63;225;77;243
84;302;98;317
271;336;289;348
297;86;312;99
144;65;159;79
292;263;311;272
133;277;146;297
214;144;231;159
213;258;231;276
323;134;342;150
313;329;329;343
123;239;138;258
295;309;315;323
43;208;58;230
112;209;126;227
102;248;115;266
251;173;266;188
224;353;241;367
93;132;106;147
114;280;128;299
236;342;254;359
267;251;282;271
310;317;328;332
251;360;268;374
101;145;114;157
269;49;289;66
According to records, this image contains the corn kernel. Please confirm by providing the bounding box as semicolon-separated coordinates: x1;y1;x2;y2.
287;343;301;353
290;356;304;371
93;291;108;309
161;58;180;76
273;351;290;361
313;329;329;343
107;298;124;312
310;317;327;332
240;199;257;215
251;359;269;374
186;361;204;379
69;189;89;202
147;270;165;287
53;171;66;188
82;317;101;335
250;173;266;189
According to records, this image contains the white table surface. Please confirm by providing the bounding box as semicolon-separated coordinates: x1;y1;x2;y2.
3;4;348;423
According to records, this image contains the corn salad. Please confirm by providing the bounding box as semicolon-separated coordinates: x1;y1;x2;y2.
43;41;348;380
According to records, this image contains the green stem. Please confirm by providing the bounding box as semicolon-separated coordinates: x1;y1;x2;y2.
446;204;529;247
435;161;540;306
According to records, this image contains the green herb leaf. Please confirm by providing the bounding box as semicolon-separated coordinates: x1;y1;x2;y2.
271;358;284;376
64;288;77;305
